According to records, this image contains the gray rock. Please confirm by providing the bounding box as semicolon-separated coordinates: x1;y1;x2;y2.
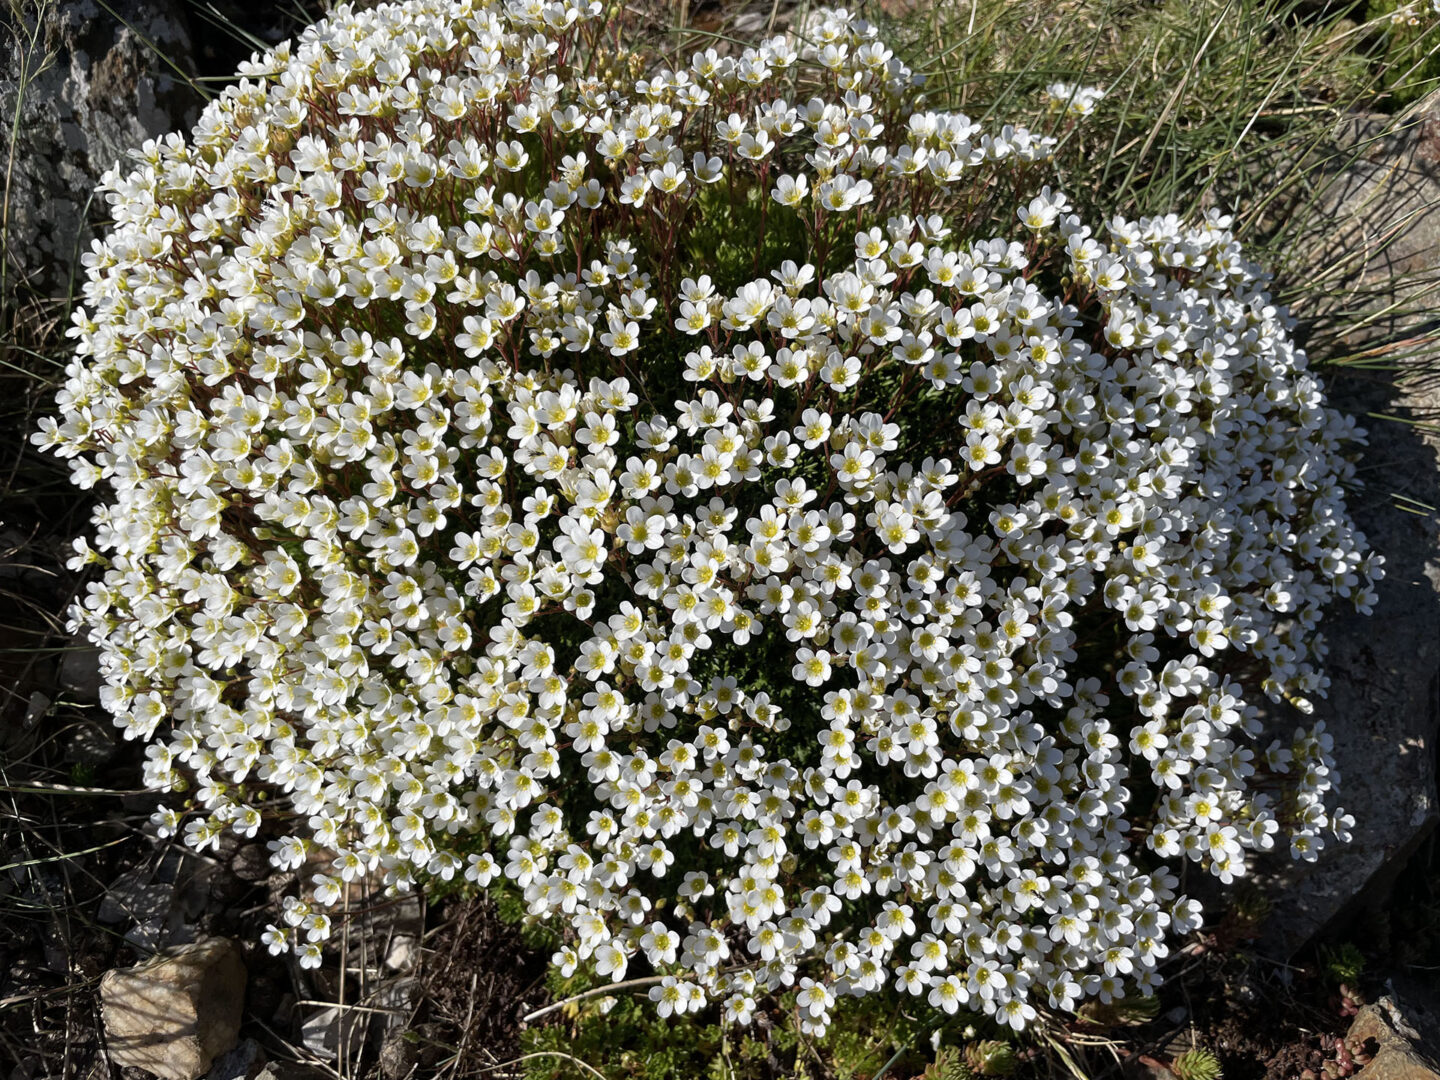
2;691;46;758
204;1038;264;1080
298;1005;367;1065
61;718;117;766
383;934;417;973
228;844;271;884
100;936;247;1080
99;864;178;954
1293;95;1440;321
57;646;103;704
1259;92;1440;956
354;893;424;939
21;690;49;729
299;977;415;1065
372;976;416;1027
377;1032;417;1080
124;915;171;954
154;844;193;885
0;0;201;302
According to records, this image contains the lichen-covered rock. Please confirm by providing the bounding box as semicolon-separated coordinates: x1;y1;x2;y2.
0;0;200;301
100;936;246;1080
1346;996;1440;1080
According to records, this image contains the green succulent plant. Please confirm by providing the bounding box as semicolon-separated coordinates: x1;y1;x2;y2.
1172;1047;1224;1080
1320;942;1367;986
918;1039;1020;1080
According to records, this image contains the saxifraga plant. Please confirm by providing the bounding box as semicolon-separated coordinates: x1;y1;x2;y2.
34;0;1377;1037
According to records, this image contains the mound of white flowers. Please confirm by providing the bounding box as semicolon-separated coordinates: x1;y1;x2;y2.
35;0;1380;1034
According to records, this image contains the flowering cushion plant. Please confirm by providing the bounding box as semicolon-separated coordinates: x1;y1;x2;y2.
35;0;1380;1034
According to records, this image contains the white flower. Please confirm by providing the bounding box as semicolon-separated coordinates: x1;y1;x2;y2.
772;173;810;207
1044;82;1107;117
796;977;834;1019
